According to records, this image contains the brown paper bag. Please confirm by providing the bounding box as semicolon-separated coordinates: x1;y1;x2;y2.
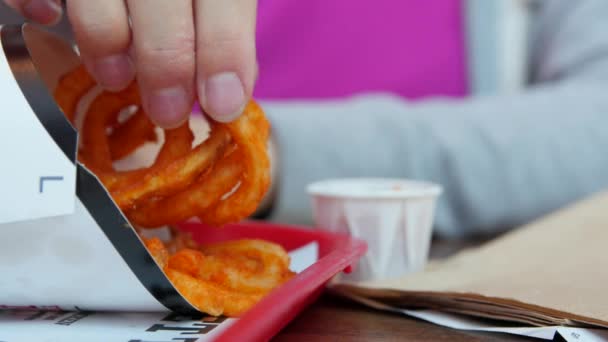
333;191;608;328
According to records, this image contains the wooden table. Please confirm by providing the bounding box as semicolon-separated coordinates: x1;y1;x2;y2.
274;237;541;341
274;294;536;341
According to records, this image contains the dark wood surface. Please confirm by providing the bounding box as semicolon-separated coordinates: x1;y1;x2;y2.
274;294;537;342
274;237;544;341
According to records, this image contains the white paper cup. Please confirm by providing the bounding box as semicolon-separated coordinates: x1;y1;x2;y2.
307;178;442;282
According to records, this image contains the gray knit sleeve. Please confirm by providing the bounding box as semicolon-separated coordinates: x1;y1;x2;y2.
263;0;608;237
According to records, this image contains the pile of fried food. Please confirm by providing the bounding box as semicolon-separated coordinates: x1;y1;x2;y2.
53;65;294;316
145;230;294;316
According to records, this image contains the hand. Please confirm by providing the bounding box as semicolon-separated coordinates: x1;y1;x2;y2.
4;0;258;128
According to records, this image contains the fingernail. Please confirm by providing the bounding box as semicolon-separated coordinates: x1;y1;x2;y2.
145;86;191;129
201;72;246;123
23;0;62;26
91;54;134;91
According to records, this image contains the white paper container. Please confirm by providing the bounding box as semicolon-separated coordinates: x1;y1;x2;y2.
0;23;200;314
308;178;442;282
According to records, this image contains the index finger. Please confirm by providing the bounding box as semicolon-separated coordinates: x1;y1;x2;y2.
195;0;258;123
127;0;196;129
4;0;62;25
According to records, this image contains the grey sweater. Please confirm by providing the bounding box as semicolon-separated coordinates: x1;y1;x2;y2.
262;0;608;237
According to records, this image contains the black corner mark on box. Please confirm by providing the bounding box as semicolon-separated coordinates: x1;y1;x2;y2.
39;176;64;193
0;24;199;314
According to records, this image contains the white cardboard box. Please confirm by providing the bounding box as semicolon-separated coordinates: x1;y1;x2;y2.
0;23;197;313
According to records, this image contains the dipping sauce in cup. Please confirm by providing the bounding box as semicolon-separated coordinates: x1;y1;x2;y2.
307;178;442;282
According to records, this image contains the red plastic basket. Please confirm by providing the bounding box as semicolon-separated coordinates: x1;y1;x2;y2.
177;221;367;342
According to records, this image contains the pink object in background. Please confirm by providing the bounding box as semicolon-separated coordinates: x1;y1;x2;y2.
254;0;469;100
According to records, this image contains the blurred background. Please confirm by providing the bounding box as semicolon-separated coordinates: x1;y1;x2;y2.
0;0;531;97
2;0;607;241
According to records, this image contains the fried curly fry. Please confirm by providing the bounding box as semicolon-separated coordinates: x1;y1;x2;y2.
55;65;269;226
166;228;199;254
128;149;243;227
143;237;169;269
155;122;194;165
54;64;278;317
79;82;141;172
165;268;263;317
53;64;96;124
109;109;157;160
198;101;271;226
142;235;293;317
110;126;230;209
171;240;295;293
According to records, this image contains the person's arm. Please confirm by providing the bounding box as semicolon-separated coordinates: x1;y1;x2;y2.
262;0;608;238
